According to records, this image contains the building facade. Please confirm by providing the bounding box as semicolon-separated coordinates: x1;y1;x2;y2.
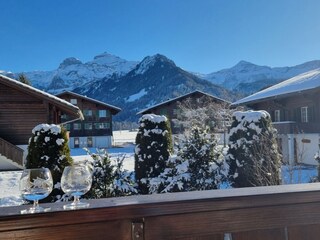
0;75;82;169
232;69;320;165
57;91;121;148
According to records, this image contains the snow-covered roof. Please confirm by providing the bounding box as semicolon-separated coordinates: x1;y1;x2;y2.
137;90;229;115
232;68;320;105
0;74;84;120
56;91;121;114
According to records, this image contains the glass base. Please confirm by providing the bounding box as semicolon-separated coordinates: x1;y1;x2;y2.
21;206;51;214
63;201;90;210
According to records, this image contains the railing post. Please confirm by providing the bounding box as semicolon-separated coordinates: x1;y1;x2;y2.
132;219;144;240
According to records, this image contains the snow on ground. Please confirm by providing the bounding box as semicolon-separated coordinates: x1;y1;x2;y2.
0;171;25;207
72;143;135;171
0;144;135;207
0;131;137;207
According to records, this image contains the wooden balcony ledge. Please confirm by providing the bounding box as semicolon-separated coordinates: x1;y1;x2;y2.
1;183;320;240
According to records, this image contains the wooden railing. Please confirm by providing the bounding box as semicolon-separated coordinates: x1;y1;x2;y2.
1;183;320;239
0;137;24;167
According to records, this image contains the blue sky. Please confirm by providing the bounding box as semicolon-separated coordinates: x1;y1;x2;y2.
1;0;320;73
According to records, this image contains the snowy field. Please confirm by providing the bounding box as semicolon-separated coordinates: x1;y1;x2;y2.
0;129;318;207
0;130;137;207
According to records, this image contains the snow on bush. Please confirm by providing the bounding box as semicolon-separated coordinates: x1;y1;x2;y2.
134;114;173;194
175;127;223;191
225;110;281;187
86;148;137;198
147;126;224;193
26;123;73;202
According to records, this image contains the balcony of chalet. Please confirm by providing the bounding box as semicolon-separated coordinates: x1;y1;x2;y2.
273;121;320;135
272;121;298;135
1;183;320;240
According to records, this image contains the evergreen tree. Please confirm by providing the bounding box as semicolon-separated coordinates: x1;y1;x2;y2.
86;149;136;199
226;110;281;188
26;124;73;202
18;74;31;85
176;126;223;191
134;114;173;194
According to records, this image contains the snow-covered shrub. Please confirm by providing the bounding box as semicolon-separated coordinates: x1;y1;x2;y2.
26;124;72;202
86;149;137;198
147;126;224;193
225;110;281;188
147;155;190;194
134;114;173;194
176;126;223;191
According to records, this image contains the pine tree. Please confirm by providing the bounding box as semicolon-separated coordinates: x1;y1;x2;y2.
86;149;137;199
226;110;281;188
176;126;223;191
26;124;73;202
18;74;31;85
134;114;173;194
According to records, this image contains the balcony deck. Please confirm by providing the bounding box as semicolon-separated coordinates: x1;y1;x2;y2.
1;183;320;239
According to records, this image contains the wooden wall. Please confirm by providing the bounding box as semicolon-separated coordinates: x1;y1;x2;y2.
0;84;50;145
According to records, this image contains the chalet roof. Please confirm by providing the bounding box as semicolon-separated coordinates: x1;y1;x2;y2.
232;68;320;106
0;74;84;120
56;91;121;115
137;90;229;115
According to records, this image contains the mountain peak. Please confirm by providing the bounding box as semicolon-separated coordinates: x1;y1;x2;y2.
59;57;82;68
134;54;175;75
233;60;255;68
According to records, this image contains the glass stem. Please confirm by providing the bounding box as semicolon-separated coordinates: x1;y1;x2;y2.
33;200;39;209
73;195;80;205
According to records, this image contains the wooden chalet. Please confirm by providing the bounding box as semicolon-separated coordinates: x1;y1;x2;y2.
0;75;83;170
56;91;121;148
137;90;230;134
232;69;320;165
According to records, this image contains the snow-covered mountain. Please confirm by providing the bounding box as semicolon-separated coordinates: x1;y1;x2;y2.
201;60;320;94
3;51;320;121
13;52;138;92
74;54;233;121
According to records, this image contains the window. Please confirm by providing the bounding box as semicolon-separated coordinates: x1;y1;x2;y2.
274;110;280;122
84;123;93;130
94;122;110;129
70;99;77;105
83;109;93;117
301;107;308;123
73;123;82;130
98;110;107;118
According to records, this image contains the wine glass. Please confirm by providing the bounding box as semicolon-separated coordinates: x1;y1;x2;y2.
61;165;92;210
19;168;53;214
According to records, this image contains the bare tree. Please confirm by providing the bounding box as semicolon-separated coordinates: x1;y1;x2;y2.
172;95;241;141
